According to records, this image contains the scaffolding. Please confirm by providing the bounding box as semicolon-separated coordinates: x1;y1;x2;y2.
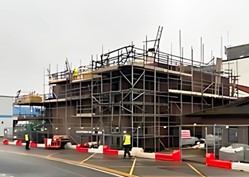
16;28;238;152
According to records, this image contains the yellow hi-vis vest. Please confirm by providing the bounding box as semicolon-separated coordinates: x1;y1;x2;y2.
25;134;29;141
73;68;78;76
123;134;131;145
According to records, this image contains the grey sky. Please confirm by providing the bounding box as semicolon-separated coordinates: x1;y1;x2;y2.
0;0;249;96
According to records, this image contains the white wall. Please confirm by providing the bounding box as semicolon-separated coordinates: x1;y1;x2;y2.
0;96;14;136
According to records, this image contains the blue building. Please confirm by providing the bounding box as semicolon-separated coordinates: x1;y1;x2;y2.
13;105;42;117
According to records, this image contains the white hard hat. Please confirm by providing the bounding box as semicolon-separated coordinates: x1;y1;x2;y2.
123;130;127;134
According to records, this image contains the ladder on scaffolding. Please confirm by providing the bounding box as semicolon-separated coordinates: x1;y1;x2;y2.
154;26;163;56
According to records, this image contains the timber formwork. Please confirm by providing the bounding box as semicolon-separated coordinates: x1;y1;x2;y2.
44;44;237;151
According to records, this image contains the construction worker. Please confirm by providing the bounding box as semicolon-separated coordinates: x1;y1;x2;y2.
123;130;132;158
73;68;79;80
24;133;30;150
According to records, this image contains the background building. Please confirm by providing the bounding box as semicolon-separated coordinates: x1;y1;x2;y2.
0;96;14;137
223;44;249;97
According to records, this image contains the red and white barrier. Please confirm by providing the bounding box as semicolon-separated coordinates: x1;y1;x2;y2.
8;141;16;145
37;143;45;148
4;139;179;162
103;145;118;155
232;162;249;172
206;153;232;169
16;139;22;146
4;138;249;173
75;144;104;153
130;147;143;156
155;150;181;161
3;139;9;145
76;144;89;153
205;153;249;172
75;144;181;161
137;152;155;159
30;141;37;148
89;145;103;154
64;142;76;149
2;139;40;148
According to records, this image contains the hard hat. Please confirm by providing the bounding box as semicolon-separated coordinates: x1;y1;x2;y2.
123;130;127;134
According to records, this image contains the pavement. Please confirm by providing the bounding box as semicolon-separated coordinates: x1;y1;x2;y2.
1;141;249;177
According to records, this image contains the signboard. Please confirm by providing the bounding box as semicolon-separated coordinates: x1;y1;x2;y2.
181;130;191;138
76;130;103;134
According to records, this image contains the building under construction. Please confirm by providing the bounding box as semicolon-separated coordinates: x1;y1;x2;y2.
15;28;238;151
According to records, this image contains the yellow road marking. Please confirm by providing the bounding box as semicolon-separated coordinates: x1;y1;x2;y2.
78;162;139;177
0;149;139;177
129;158;137;176
80;153;96;164
187;163;206;177
47;153;57;158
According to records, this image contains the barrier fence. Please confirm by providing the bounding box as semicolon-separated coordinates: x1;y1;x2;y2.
4;124;249;172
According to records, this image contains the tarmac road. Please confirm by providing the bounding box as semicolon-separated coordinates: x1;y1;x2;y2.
0;149;122;177
1;142;249;177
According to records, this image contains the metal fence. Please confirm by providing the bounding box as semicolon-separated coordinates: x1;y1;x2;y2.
179;124;249;162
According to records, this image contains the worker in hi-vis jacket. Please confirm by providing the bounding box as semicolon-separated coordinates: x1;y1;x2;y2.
24;133;30;150
123;131;132;158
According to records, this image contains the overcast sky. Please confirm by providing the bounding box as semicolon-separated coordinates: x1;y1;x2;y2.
0;0;249;96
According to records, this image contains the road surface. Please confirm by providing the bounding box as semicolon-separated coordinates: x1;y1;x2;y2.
0;150;121;177
1;142;249;177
